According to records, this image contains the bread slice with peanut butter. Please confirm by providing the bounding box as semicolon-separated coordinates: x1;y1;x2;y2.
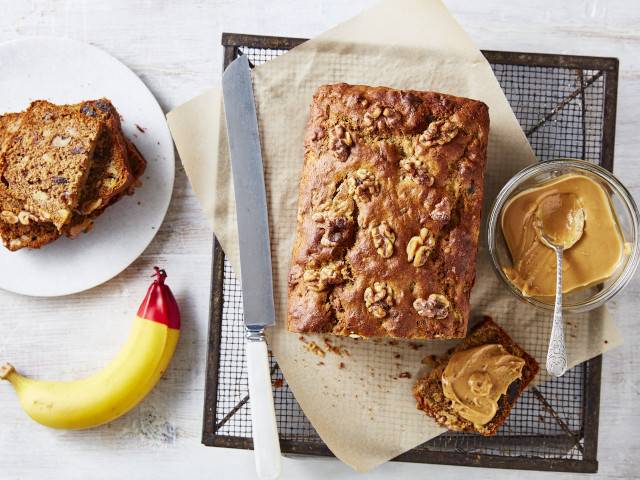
413;317;539;436
0;100;103;230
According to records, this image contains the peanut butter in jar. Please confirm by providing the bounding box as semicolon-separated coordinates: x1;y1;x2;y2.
501;173;624;297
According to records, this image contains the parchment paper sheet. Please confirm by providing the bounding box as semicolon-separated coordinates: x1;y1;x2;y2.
167;0;621;471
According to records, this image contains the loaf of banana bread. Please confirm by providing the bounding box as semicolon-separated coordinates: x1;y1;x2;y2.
287;84;489;339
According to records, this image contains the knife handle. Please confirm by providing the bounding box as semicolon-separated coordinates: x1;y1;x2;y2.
246;334;282;480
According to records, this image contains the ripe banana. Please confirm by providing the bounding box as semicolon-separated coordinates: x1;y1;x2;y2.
0;267;180;430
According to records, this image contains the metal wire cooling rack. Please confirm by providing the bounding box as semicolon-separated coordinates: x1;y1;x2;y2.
202;33;619;473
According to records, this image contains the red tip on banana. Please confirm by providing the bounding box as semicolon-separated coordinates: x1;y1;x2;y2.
137;267;181;330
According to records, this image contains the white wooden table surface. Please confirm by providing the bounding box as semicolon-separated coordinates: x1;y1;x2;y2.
0;1;638;478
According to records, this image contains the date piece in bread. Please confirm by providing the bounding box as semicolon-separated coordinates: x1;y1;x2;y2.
413;318;539;436
287;83;489;339
0;101;102;229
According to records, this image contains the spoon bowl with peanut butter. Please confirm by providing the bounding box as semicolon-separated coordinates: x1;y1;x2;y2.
534;192;586;377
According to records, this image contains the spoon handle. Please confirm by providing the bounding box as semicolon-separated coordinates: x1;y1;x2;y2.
547;246;567;377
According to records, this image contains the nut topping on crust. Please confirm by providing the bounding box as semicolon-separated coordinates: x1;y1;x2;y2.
407;227;436;267
370;222;396;258
320;216;349;247
400;157;435;186
418;120;459;148
364;281;394;318
363;105;402;131
413;294;450;319
303;261;349;292
347;168;379;203
431;196;452;223
329;125;354;162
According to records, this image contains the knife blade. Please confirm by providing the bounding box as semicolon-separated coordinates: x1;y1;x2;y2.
222;54;281;480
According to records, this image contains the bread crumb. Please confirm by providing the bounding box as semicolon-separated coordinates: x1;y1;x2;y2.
272;378;284;388
421;355;437;368
305;341;325;357
394;353;401;359
323;337;349;356
399;371;412;379
338;362;345;369
409;342;423;350
135;124;146;133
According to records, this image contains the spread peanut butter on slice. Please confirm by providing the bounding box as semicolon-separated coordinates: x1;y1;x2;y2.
441;344;526;427
501;173;624;297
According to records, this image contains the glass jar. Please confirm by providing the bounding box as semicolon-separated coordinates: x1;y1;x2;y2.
487;159;639;313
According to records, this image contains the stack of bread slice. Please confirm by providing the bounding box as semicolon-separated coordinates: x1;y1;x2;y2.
0;99;146;251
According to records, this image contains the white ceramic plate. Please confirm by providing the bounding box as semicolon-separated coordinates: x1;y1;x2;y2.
0;37;174;296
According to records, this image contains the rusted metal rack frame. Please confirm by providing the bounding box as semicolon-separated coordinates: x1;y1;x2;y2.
202;32;619;474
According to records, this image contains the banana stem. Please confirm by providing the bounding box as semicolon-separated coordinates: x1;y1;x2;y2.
0;363;15;380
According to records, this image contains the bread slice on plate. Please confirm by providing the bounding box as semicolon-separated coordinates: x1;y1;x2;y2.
0;104;147;250
413;317;539;436
72;99;133;216
0;100;103;229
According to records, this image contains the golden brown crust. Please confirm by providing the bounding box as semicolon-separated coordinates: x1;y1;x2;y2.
413;318;539;435
73;99;133;213
286;83;489;339
0;113;22;161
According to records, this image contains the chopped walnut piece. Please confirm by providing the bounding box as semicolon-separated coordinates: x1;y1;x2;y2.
9;238;23;250
418;119;459;148
413;294;450;319
363;104;402;131
320;216;349;247
17;211;37;225
347;168;379;203
329;125;354;162
1;211;19;224
400;157;435;186
431;196;452;223
303;261;348;292
406;227;436;267
370;222;396;258
364;281;394;318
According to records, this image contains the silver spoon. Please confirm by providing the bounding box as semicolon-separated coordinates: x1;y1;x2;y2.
535;193;585;377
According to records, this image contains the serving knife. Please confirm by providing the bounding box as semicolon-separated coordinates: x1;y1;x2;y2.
222;54;281;480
